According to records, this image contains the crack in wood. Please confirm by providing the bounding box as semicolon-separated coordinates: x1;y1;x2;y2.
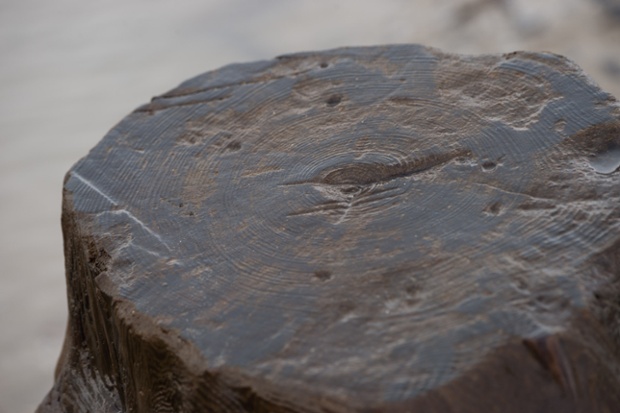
285;149;470;222
317;149;471;187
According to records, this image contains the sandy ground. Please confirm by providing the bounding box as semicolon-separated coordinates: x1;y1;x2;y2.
1;1;618;412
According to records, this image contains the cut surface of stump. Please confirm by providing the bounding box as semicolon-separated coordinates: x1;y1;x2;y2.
39;45;620;412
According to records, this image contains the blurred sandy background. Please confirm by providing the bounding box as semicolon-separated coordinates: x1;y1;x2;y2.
1;0;618;412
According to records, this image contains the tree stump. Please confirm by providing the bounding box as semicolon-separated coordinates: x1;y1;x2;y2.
39;45;620;413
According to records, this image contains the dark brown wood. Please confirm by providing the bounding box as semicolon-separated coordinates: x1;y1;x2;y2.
39;45;620;413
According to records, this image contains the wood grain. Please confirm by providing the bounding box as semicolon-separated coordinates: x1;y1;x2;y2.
38;45;620;412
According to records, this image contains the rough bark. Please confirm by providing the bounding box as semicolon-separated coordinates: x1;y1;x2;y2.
39;45;620;412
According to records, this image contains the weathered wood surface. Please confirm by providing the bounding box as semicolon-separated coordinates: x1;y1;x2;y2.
39;45;620;412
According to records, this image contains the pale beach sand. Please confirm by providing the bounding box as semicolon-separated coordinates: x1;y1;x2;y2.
1;1;618;412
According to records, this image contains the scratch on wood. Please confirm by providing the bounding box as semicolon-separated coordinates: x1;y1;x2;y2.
72;173;170;252
72;172;118;206
110;210;171;252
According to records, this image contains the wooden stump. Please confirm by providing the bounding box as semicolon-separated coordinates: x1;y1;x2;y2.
39;45;620;412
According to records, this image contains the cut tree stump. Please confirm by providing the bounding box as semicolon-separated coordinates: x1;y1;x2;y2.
39;45;620;413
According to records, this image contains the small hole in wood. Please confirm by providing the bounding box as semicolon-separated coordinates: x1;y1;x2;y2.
482;161;497;171
314;270;332;281
405;284;420;296
326;95;342;107
226;141;241;151
319;62;328;68
485;201;502;215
